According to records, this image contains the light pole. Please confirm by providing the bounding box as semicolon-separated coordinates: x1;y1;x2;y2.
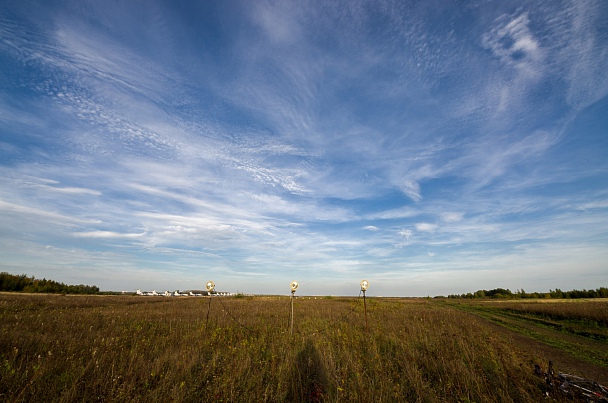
205;280;215;330
290;281;298;335
360;280;369;333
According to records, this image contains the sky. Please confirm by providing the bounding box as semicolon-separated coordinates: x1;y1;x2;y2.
1;0;607;296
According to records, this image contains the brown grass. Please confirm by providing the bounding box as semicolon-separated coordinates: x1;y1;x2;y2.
0;294;573;402
464;299;608;325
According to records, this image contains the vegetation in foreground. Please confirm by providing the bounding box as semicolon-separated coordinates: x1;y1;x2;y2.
445;299;608;370
3;294;606;402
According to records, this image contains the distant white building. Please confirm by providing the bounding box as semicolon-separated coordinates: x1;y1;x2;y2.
135;289;229;297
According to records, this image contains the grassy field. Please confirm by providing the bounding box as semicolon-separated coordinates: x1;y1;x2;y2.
444;299;608;375
1;294;606;402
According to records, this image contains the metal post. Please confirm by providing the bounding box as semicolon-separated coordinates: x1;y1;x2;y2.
205;296;212;331
360;280;369;334
290;290;295;335
363;289;368;334
289;281;298;335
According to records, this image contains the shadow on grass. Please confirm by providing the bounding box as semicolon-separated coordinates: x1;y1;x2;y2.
286;339;329;402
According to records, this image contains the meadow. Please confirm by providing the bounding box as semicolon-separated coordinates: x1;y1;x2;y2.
1;293;606;402
444;299;608;377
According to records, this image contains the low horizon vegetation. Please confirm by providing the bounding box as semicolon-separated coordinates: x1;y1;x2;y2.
1;272;607;300
0;272;99;295
442;287;608;300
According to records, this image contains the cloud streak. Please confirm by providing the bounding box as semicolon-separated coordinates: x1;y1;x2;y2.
0;0;606;295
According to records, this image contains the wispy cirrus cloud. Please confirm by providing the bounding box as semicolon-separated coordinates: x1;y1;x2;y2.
73;231;145;239
0;0;606;294
482;12;546;80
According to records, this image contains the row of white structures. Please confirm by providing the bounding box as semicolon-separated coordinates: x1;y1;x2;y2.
135;289;234;297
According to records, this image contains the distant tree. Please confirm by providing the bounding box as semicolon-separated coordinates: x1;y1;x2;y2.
439;285;608;299
0;272;99;294
483;288;513;299
551;288;564;298
474;290;486;298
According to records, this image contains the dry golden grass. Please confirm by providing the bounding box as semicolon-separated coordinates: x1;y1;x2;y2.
0;294;572;402
467;299;608;325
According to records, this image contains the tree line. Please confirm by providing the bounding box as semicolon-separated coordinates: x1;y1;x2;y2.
442;287;608;299
0;272;99;294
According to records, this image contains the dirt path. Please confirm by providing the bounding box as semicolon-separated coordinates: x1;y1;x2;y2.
467;311;608;385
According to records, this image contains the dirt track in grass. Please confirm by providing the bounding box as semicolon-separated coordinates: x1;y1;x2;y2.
454;306;608;385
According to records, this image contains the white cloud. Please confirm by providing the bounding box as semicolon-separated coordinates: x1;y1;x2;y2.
397;179;422;202
416;223;438;233
560;0;608;110
395;229;412;247
440;212;463;222
252;1;302;45
73;231;145;239
0;199;93;225
0;1;606;295
482;12;545;79
575;200;608;210
366;207;419;221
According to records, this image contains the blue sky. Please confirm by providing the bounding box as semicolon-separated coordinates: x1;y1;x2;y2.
1;0;607;296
